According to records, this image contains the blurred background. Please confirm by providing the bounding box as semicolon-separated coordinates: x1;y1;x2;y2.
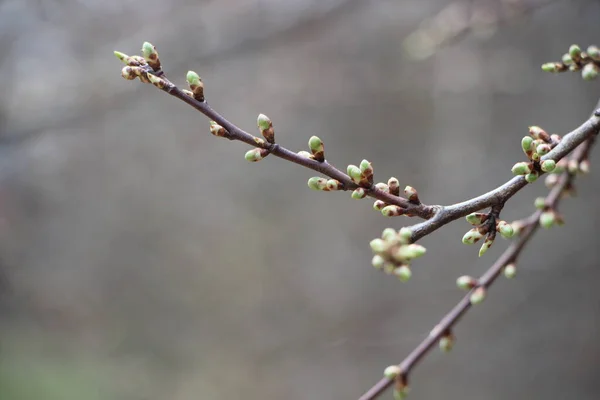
1;0;599;399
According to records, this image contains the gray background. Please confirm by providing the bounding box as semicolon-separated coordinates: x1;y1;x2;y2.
0;0;599;399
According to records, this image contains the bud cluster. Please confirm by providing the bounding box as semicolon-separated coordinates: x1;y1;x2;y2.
115;42;164;85
541;44;600;81
512;125;562;183
370;227;425;282
462;211;514;257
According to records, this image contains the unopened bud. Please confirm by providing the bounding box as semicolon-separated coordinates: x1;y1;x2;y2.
525;171;539;183
146;73;166;89
496;220;514;239
569;44;582;61
326;179;341;191
579;160;590;174
370;238;389;253
462;228;484;245
539;211;556;229
511;162;532;176
373;200;386;211
536;144;551;156
209;121;227;137
372;255;385;269
384;365;402;379
587;45;600;61
308;136;325;162
360;159;374;181
439;333;454;353
388;177;400;195
545;173;559;188
404;186;420;204
504;263;517;279
541;159;556;173
257;114;274;143
529;126;551;142
141;41;161;70
381;205;405;217
244;148;269;162
307;177;327;191
534;197;546;210
351;188;367;199
347;165;362;184
394;265;412;282
456;275;477;290
478;236;494;257
398;227;412;243
470;287;486;304
582;63;599;81
466;212;487;226
186;70;205;101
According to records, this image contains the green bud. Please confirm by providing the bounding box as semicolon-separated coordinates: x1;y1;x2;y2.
141;42;161;70
404;186;419;203
503;263;517;279
534;197;546;210
561;53;573;65
393;244;426;262
146;73;166;89
511;162;531;176
307;177;322;191
371;255;385;269
398;227;412;243
375;182;390;193
456;275;477;290
209;121;227;137
525;171;539;183
351;188;366;199
569;44;582;60
257;114;271;132
439;335;454;353
347;165;362;183
186;70;201;87
496;220;514;239
582;63;599;81
393;388;409;400
382;228;397;241
383;365;402;379
465;212;487;226
369;238;388;253
531;152;540;162
462;228;484;245
521;136;534;157
587;45;600;61
536;144;551;156
388;177;400;195
360;159;373;177
381;205;405;217
326;179;341;191
541;62;559;72
121;66;137;80
568;159;579;174
539;211;555;229
245;148;268;162
114;51;129;64
478;236;493;257
308;136;324;161
579;160;590;174
470;287;486;305
394;265;412;282
373;200;386;211
383;262;396;274
541;159;556;172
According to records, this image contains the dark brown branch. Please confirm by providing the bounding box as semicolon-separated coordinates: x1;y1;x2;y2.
358;107;600;400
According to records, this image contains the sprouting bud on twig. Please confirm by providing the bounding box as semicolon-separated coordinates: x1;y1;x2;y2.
541;159;556;173
375;182;389;193
209;121;228;138
245;148;270;162
326;179;341;191
387;177;400;196
381;228;397;241
456;275;477;291
182;89;194;97
496;220;514;239
121;66;138;80
528;126;551;143
534;197;546;210
398;227;412;244
438;332;454;353
545;173;559;189
186;70;205;101
470;287;486;305
257;114;275;144
579;160;590;174
478;235;494;257
462;228;484;244
541;62;566;73
307;177;328;191
587;45;600;61
569;44;582;62
384;365;402;379
141;42;161;71
393;387;409;400
297;151;313;159
392;244;426;262
351;188;367;199
525;171;539;183
114;51;147;67
347;165;362;184
382;205;405;217
582;63;599;81
536;144;551;156
371;255;385;269
369;238;389;253
373;200;386;211
308;136;325;162
360;160;374;183
394;265;412;282
146;73;167;89
521;136;534;158
404;186;420;204
465;212;487;226
504;263;517;279
539;211;556;229
511;162;532;176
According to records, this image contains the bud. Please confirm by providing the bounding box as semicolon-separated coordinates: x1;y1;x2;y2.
496;220;514;239
568;159;579;174
534;197;546;210
209;121;227;137
394;265;412;282
373;200;386;211
539;211;556;229
561;53;573;65
511;162;532;176
587;45;600;61
466;212;487;226
257;114;274;144
511;221;523;236
384;365;402;379
521;136;534;158
372;255;385;269
186;70;205;101
569;44;582;61
470;287;486;304
146;73;166;89
393;388;409;400
462;228;484;245
388;177;400;196
375;182;390;193
404;186;420;204
182;89;194;97
525;171;539;183
456;275;477;290
141;41;161;70
398;227;412;244
478;236;494;257
528;126;551;142
381;228;397;241
541;62;560;73
121;66;137;80
503;263;517;279
351;188;366;199
308;136;325;162
359;159;374;182
540;159;556;173
536;144;551;156
439;333;454;353
393;244;426;262
297;150;313;159
579;160;590;174
545;173;559;189
245;148;269;162
382;205;405;217
347;165;362;184
582;63;599;81
326;179;341;191
369;238;388;253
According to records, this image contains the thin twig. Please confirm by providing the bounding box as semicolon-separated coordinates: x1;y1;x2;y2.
358;105;600;400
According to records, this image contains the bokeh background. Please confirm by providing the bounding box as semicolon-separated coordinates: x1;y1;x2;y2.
1;0;599;399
